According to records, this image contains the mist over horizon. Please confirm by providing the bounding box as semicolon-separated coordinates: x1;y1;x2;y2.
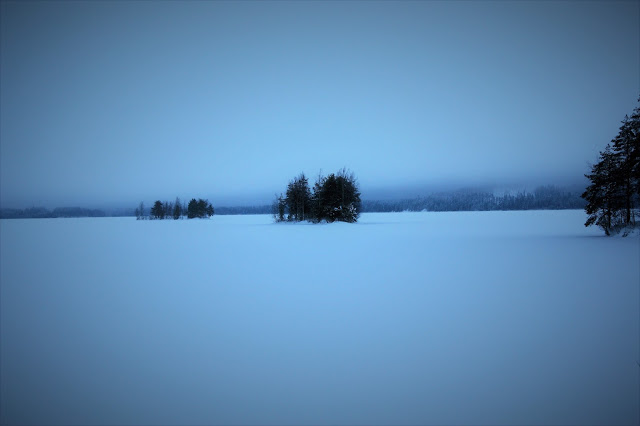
1;1;638;212
1;175;589;211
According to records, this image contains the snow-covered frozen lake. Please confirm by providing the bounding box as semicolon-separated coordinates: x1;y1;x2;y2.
1;210;638;425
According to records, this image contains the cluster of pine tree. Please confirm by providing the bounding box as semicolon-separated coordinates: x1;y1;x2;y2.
135;197;214;220
582;97;640;235
273;169;361;223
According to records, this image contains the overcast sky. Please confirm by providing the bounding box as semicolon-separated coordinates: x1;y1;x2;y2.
1;1;638;208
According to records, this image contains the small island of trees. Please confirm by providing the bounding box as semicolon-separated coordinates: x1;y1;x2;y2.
582;97;639;235
135;197;214;220
273;168;362;223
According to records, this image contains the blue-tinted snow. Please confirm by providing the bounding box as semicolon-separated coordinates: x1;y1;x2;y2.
1;210;638;425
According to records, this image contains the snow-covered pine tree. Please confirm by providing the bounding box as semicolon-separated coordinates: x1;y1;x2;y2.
583;96;640;234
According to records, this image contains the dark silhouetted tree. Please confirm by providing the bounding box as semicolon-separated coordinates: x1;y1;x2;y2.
583;97;640;234
632;100;640;197
277;169;361;223
187;198;198;219
197;199;207;218
310;173;325;222
610;115;637;225
173;197;182;220
285;173;311;221
336;168;361;222
186;198;214;219
272;193;286;222
313;169;361;223
151;200;165;219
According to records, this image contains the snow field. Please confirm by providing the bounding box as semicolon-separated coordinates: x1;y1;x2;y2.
1;210;638;425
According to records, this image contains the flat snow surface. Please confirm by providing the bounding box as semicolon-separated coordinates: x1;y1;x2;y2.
1;211;639;425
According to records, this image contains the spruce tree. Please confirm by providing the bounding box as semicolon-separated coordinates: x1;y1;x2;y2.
583;96;640;234
173;197;182;220
187;199;198;219
336;168;361;222
197;199;207;218
310;173;325;222
610;115;637;225
278;194;286;222
631;100;640;197
583;145;624;235
318;174;341;222
151;200;164;219
285;173;311;221
272;193;286;222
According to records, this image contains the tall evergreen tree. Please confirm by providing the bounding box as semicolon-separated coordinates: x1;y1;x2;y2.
151;200;165;219
196;199;206;218
583;96;640;234
583;145;626;235
285;173;311;221
318;173;341;222
187;198;198;219
316;171;361;223
272;193;287;222
631;100;640;197
310;174;325;222
278;194;286;222
173;197;182;220
336;168;361;222
610;115;637;225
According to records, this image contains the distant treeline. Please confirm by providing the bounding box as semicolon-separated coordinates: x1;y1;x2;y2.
361;185;585;213
215;186;584;215
216;205;271;215
1;185;586;219
0;207;106;219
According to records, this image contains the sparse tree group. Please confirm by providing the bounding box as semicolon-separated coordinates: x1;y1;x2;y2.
582;97;640;235
136;197;214;220
273;168;361;223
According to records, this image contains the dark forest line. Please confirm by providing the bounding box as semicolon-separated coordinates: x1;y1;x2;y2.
0;184;585;219
363;185;585;213
0;206;107;219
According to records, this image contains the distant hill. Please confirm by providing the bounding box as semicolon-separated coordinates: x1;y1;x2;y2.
361;185;585;213
215;205;272;215
0;207;106;219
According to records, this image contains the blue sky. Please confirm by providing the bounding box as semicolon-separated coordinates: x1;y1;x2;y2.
1;1;638;208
